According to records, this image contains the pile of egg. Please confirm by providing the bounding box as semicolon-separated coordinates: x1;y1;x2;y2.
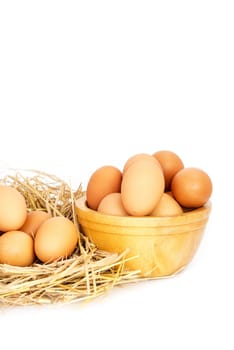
0;186;79;267
86;150;213;217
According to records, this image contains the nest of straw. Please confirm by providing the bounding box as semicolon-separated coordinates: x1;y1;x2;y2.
0;169;140;306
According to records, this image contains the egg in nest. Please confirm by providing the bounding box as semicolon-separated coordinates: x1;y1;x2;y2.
0;230;35;267
34;216;79;263
20;210;51;238
0;185;27;232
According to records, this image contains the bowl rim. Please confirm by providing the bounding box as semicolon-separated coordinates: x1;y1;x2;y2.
75;195;211;228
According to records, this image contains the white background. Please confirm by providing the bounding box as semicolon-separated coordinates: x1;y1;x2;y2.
0;1;233;349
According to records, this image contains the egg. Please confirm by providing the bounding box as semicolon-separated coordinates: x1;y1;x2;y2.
150;193;183;217
0;230;35;266
121;159;165;216
0;185;27;232
34;216;79;263
152;150;184;191
171;167;213;208
86;165;122;210
20;210;52;238
97;193;128;216
166;191;174;197
123;153;161;174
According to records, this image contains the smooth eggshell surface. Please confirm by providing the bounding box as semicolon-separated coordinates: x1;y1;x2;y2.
20;210;52;238
0;186;27;232
150;193;183;217
152;150;184;191
171;167;213;208
86;165;122;210
123;153;161;174
97;193;128;216
34;216;79;263
121;159;165;216
0;230;35;266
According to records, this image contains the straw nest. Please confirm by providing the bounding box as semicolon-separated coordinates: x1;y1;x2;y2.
0;169;141;307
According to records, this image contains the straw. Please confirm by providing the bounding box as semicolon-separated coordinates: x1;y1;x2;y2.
0;169;141;306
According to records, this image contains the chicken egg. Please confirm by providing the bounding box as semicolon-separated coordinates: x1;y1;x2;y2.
171;167;213;208
121;159;165;216
150;193;183;217
0;185;27;232
34;216;79;263
123;153;161;174
20;210;52;238
86;165;122;210
152;150;184;191
0;230;35;266
97;193;128;216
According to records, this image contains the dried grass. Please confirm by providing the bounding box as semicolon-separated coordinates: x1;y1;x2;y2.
0;169;141;306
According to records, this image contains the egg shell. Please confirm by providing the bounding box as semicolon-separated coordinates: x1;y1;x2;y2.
123;153;161;174
86;165;122;210
121;159;165;216
150;193;183;217
97;193;128;216
152;150;184;191
20;210;52;238
0;185;27;232
0;230;35;266
171;167;213;208
34;216;79;263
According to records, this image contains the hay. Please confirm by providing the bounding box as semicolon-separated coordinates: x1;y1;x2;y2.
0;169;140;306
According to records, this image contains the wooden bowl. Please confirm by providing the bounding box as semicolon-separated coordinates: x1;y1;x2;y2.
75;195;211;278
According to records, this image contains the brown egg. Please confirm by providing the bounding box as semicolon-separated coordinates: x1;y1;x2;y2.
152;150;184;191
121;159;165;216
20;210;52;238
171;167;213;208
86;165;122;210
34;216;79;263
0;230;35;266
0;185;27;232
166;191;174;197
150;193;183;217
97;193;128;216
123;153;161;174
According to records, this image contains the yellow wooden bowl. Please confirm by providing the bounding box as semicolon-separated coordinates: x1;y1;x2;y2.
75;195;211;278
